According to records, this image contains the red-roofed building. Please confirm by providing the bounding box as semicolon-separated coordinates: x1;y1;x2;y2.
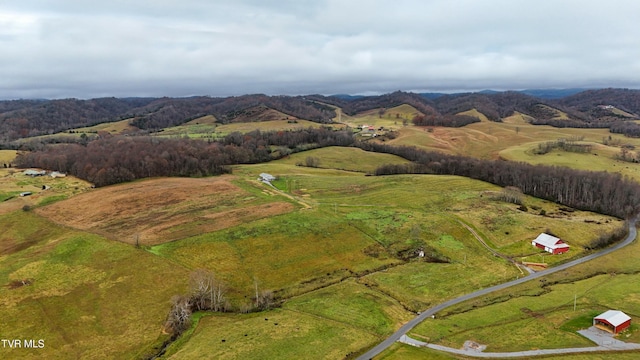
531;233;570;254
594;310;631;334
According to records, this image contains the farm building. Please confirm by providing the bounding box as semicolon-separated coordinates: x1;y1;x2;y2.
593;310;631;334
259;173;276;183
531;233;570;254
23;169;46;177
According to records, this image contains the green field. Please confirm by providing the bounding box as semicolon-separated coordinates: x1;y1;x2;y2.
404;229;640;358
157;119;331;139
0;149;17;164
3;103;640;359
150;160;620;358
0;211;189;359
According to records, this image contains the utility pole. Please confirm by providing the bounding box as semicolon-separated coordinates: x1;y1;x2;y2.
574;294;577;311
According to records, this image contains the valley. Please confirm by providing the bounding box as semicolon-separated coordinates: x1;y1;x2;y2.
1;91;640;359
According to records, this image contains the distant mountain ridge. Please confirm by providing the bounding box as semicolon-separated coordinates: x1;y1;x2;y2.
2;88;640;142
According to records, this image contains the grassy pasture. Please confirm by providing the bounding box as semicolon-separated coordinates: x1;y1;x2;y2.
150;208;401;301
411;273;640;352
166;308;379;360
404;229;640;357
274;146;410;173
158;119;330;139
386;113;635;160
160;161;621;357
36;176;296;246
70;118;137;134
0;149;17;164
340;104;420;130
183;114;217;125
169;279;415;359
500;142;640;183
0;211;188;359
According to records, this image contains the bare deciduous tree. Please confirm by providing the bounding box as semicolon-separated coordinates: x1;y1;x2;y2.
189;268;228;312
164;295;191;335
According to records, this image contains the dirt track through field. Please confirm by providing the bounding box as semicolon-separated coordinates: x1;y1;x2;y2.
37;176;294;245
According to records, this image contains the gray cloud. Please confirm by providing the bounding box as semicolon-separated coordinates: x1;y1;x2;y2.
1;0;639;99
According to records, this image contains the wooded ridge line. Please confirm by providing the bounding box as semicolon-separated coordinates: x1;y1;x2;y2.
3;88;640;142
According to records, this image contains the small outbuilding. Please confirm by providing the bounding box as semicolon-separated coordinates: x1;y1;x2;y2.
531;233;569;254
258;173;276;183
594;310;631;334
23;169;46;177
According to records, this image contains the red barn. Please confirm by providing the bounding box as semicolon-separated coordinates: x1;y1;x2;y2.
531;233;569;254
594;310;631;334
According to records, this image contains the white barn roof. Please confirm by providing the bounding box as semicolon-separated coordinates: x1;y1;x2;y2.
533;233;568;249
595;310;631;327
259;173;276;181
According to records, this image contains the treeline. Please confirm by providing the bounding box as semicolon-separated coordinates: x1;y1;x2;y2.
4;89;640;142
0;97;155;141
610;121;640;137
14;127;355;187
412;114;480;127
534;137;593;154
359;142;640;219
131;95;336;130
0;95;337;141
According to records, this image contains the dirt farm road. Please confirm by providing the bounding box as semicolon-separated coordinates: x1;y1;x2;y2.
357;217;639;359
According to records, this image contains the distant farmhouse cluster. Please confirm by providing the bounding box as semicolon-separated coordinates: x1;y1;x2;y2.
358;124;387;138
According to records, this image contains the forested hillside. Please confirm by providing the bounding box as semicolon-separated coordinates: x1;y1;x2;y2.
3;89;640;144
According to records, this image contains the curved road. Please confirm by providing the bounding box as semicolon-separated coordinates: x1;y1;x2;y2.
357;217;638;360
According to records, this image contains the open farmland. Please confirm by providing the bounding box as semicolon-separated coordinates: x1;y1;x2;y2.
0;149;17;164
36;176;296;246
3;99;640;359
404;228;640;358
157;115;336;139
340;104;421;130
0;166;92;215
274;146;411;173
0;211;189;359
149;157;620;358
70;118;138;134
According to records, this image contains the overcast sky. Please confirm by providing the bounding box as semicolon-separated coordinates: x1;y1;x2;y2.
1;0;639;99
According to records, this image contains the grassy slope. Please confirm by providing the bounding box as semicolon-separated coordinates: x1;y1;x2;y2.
71;118;137;134
340;104;420;130
157;118;333;139
276;146;411;173
408;231;640;357
0;149;17;164
166;151;618;358
0;211;189;359
376;112;640;183
4;103;640;358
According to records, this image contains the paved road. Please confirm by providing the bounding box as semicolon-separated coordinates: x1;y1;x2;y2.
397;327;640;358
357;217;638;360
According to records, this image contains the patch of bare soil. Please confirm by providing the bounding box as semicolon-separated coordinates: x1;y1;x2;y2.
0;237;41;256
0;198;27;216
6;278;33;289
36;177;295;245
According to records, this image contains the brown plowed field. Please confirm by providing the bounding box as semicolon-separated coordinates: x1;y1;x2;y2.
36;176;294;245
